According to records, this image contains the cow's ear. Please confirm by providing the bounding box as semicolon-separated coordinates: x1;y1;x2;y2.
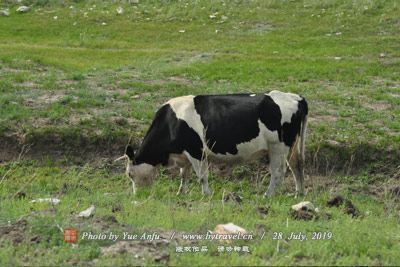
125;145;135;160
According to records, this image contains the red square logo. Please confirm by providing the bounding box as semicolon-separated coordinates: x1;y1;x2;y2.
64;228;78;242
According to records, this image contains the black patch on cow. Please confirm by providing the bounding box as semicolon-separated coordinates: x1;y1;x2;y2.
281;97;308;147
259;95;283;135
125;145;135;161
193;94;283;155
134;104;203;166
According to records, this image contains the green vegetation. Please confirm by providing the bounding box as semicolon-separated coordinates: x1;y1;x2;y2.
0;0;399;265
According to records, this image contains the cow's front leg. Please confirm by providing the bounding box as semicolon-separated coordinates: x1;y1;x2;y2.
177;166;191;195
265;143;289;197
184;152;211;195
200;169;211;195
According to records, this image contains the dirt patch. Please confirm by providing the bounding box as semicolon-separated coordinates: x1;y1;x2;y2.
167;76;193;85
25;91;67;108
389;92;400;98
0;219;28;245
289;209;318;221
308;114;338;123
363;102;391;111
100;239;170;264
0;130;137;170
71;215;122;232
388;185;400;197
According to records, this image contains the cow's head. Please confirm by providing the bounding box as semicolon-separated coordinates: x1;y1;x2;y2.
124;145;157;187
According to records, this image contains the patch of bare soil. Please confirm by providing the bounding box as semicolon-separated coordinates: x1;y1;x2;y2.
0;209;61;246
71;215;122;232
308;114;338;123
363;102;391;111
0;130;137;171
0;219;28;245
289;209;318;221
167;76;194;85
24;91;67;108
99;239;170;264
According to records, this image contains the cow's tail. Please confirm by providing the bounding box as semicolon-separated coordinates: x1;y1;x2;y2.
300;115;307;163
299;98;308;164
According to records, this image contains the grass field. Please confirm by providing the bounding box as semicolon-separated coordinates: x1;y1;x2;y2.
0;0;399;266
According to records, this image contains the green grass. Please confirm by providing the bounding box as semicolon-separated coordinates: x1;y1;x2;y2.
0;0;399;265
0;162;399;265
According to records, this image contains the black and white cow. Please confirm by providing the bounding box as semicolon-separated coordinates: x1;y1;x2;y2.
120;90;308;197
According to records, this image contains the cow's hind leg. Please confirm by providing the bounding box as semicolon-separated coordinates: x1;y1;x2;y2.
265;143;289;197
184;152;211;195
177;166;191;195
287;137;305;197
131;179;136;195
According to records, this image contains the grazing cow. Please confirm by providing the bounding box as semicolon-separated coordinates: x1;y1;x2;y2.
121;90;308;197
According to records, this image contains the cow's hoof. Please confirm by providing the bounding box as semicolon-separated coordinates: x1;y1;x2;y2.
202;189;212;196
264;191;275;198
177;189;188;195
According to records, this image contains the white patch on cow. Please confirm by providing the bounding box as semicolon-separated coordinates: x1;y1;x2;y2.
166;95;206;146
265;142;290;196
249;94;256;97
267;90;301;124
183;151;211;195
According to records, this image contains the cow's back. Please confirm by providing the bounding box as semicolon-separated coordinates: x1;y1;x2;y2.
167;92;305;156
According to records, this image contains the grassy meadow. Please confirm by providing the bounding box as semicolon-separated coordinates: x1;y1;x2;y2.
0;0;399;266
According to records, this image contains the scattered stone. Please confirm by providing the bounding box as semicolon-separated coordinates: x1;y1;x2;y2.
16;6;30;13
290;209;317;220
0;9;10;17
30;198;60;205
291;201;315;212
343;199;359;217
223;192;242;205
327;195;344;207
213;223;247;235
290;201;318;221
379;53;386;58
116;6;124;15
15;191;26;199
257;206;270;217
176;200;192;208
30;235;42;243
112;204;123;213
327;195;359;217
77;205;96;218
